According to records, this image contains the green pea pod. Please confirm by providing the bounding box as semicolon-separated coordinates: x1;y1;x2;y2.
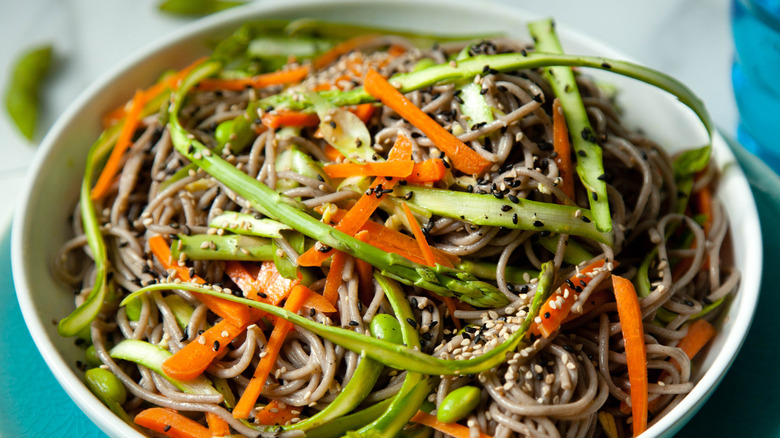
5;44;52;140
158;0;245;17
84;368;131;423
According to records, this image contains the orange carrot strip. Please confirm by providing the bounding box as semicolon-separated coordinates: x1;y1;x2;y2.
297;133;414;267
225;261;298;305
261;110;320;130
198;66;309;91
233;285;311;419
405;159;447;183
694;186;713;236
402;202;437;267
205;412;230;437
388;44;407;57
363;68;492;175
301;290;338;314
91;90;147;200
102;58;206;127
675;319;716;366
134;407;212;438
323;160;415;179
254;400;299;426
163;318;252;381
148;236;252;327
531;260;616;338
559;289;612;326
410;411;493;438
351;103;375;124
613;275;648;437
323;250;348;305
323;144;345;162
313;34;381;70
552;98;575;201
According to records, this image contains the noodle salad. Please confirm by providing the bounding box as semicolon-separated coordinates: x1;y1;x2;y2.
54;17;738;438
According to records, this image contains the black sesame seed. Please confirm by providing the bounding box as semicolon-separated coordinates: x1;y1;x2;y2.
329;121;337;128
501;205;512;212
544;312;551;319
348;320;359;326
213;341;220;351
429;321;438;329
508;194;519;204
532;94;543;103
533;220;544;227
493;192;504;199
317;244;332;253
581;216;591;223
442;160;451;169
512;213;518;225
407;318;418;329
578;150;587;157
411;297;419;308
259;292;268;299
592;192;598;201
597;174;607;181
310;308;317;317
601;62;612;69
565;279;575;288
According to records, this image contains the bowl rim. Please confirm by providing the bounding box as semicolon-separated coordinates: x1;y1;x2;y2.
11;0;762;437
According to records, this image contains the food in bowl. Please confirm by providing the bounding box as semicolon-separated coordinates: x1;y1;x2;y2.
51;17;739;438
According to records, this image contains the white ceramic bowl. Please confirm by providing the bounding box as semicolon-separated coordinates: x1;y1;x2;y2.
11;1;762;437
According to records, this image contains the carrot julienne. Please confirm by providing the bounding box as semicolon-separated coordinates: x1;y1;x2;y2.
323;159;415;179
410;411;493;438
134;407;212;438
323;250;347;306
232;284;311;419
612;275;648;436
254;400;298;426
363;68;492;175
402;202;437;267
552;98;575;201
313;34;382;70
297;132;414;267
205;412;230;437
198;65;309;91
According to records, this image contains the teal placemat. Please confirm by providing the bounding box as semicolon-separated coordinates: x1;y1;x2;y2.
0;136;777;436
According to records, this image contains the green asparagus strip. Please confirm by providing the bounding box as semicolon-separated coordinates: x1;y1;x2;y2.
122;263;554;376
163;294;196;330
397;185;611;245
537;235;594;265
455;260;538;284
528;19;611;233
305;398;394;438
171;234;275;261
109;340;221;395
209;211;291;238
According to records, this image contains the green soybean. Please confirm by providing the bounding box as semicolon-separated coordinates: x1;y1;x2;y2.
84;368;130;422
369;313;404;345
85;345;102;367
214;119;234;145
437;386;481;423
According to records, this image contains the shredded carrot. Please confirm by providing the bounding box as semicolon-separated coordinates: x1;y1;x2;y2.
552;98;575;201
323;159;415;179
313;34;381;70
559;289;612;326
405;159;447;183
254;400;298;426
233;285;311;419
388;44;407;57
261;110;320;130
162;318;254;381
148;236;252;327
402;202;437;267
674;319;716;367
91;90;147;200
198;66;309;91
612;275;648;437
354;230;375;304
410;411;493;438
531;260;616;338
205;412;230;437
351;103;375;124
297;133;414;267
134;407;212;438
301;290;338;314
694;185;713;236
102;58;206;127
323;144;345;162
323;250;348;305
363;68;492;175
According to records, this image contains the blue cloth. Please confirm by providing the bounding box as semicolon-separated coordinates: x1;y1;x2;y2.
0;136;777;436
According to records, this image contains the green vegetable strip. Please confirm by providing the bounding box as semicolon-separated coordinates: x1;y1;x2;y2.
109;340;220;395
358;274;428;436
5;44;52;140
397;185;611;245
209;211;291;238
58;131;110;337
158;0;245;17
305;398;394;438
455;260;538;284
537;235;593;265
121;264;554;376
528;19;611;233
171;234;275;261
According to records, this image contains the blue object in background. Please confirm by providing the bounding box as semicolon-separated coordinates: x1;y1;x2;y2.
731;0;780;171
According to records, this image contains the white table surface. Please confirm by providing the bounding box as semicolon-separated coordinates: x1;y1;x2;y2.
0;0;737;230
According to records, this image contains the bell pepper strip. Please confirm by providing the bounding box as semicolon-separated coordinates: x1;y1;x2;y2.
134;407;212;438
122;263;552;376
91;90;147;200
197;65;309;91
410;411;493;438
552;98;575;201
531;260;616;338
405;158;447;183
612;275;648;437
254;400;298;426
169;61;508;308
232;284;311;419
162;317;257;381
402;202;437;267
528;19;610;232
109;340;221;395
171;234;275;262
397;185;612;245
363;68;492;175
205;413;230;437
323;159;415;179
297;132;414;267
148;235;252;328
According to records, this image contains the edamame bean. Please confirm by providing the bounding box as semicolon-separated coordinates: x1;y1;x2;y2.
437;385;481;423
85;345;102;367
369;314;404;345
85;368;131;422
214;119;234;145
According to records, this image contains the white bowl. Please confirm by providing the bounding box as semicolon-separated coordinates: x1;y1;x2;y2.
11;1;762;437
